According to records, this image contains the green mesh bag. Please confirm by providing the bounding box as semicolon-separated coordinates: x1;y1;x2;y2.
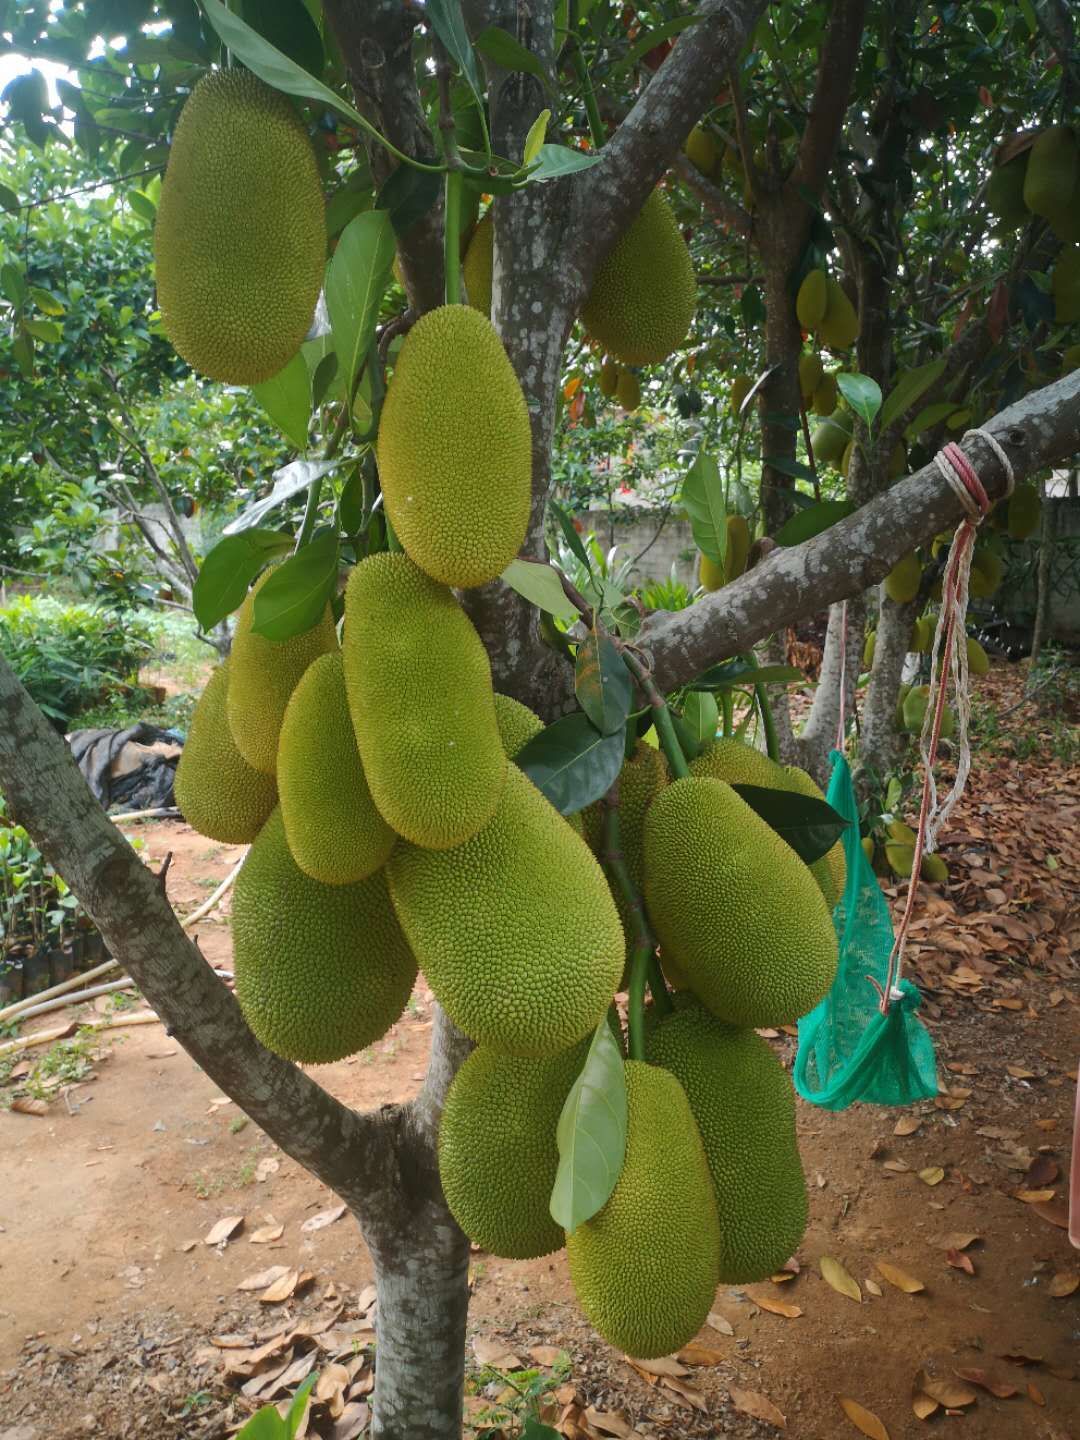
794;750;938;1110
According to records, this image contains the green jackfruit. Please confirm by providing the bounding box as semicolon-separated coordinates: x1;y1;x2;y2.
689;738;845;909
646;1000;807;1283
566;1062;721;1359
699;552;724;592
277;653;395;884
902;685;955;739
581;190;696;365
598;359;619;397
377;304;531;589
819;277;859;350
1022;126;1078;221
233;809;417;1064
986;153;1030;228
729;374;753;416
684;126;721;177
796;269;828;330
811;411;852;466
463;210;493;316
1053;246;1080;324
811;372;838;417
966;635;990;676
493;692;543;759
724;513;752;582
798;352;824;402
173;662;277;844
884;551;921;604
886;819;916;847
438;1037;590;1259
154;70;325;385
885;842;914;877
1007;482;1040;539
840;438;855;478
387;766;623;1055
343;554;507;849
921;851;948;883
644;776;837;1027
227;571;338;777
616;367;641;410
863;629;876;669
911;617;933;653
970;547;1004;598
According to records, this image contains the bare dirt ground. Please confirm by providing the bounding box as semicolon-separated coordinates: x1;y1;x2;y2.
0;662;1076;1440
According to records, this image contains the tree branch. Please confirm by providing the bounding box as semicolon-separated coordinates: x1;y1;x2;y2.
0;662;398;1212
792;0;868;193
673;153;752;237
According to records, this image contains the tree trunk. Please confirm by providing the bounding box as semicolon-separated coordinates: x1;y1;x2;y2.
794;593;866;784
1029;487;1057;668
860;592;915;778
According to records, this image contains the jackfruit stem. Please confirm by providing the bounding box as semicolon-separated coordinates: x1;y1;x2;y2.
443;171;463;307
618;648;690;780
740;653;780;762
720;689;734;737
600;785;669;1056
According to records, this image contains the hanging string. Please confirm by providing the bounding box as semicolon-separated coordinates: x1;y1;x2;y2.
835;600;849;753
878;432;1015;1015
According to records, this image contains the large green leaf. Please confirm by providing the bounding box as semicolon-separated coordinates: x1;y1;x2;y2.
904;400;959;440
252;350;311;451
879;358;946;433
687;661;803;691
474;26;552;89
774;498;855;546
191;530;293;631
681;690;719;747
527;144;603;181
500;558;581;622
284;1374;317;1438
325;209;396;399
250;531;339;641
550;498;594;578
575;628;632;737
731;783;848;864
763;454;818;483
426;0;484;99
377;164;443;236
515;712;625;815
223;458;345;536
836;373;882;430
680;451;727;566
549;1018;627;1233
235;1407;287;1440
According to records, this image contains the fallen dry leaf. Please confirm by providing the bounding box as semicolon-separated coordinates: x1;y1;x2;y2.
940;1232;980;1251
945;1249;975;1275
624;1354;687;1378
876;1261;925;1294
729;1386;786;1429
976;1126;1018;1141
250;1223;285;1245
660;1375;707;1411
912;1393;938;1420
472;1337;523;1369
1006;1065;1036;1079
1048;1271;1079;1298
204;1215;244;1246
705;1312;734;1336
1015;1188;1057;1203
10;1097;49;1117
1023;1155;1060;1187
882;1159;910;1173
954;1367;1019;1398
918;1167;945;1187
529;1345;566;1367
677;1343;727;1366
838;1395;890;1439
1030;1196;1069;1228
237;1266;290;1293
820;1255;861;1303
893;1116;922;1136
1027;1382;1045;1406
998;1348;1043;1366
918;1374;977;1408
583;1408;635;1438
864;1278;883;1297
302;1204;347;1234
255;1157;280;1182
259;1268;302;1304
751;1293;803;1318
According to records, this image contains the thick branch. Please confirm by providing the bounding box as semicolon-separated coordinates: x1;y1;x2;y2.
792;0;868;193
0;662;397;1212
673;152;752;236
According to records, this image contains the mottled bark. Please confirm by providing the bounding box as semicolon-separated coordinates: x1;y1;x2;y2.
793;593;867;784
1029;488;1058;668
861;593;917;779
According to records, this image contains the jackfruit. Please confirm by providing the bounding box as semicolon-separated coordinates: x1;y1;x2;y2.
699;552;724;592
1051;191;1080;243
911;616;933;653
729;374;753;416
438;1036;590;1259
840;438;855;478
277;653;395;884
1022;126;1078;221
376;304;531;589
798;352;823;402
689;737;844;908
724;513;752;582
154;70;325;385
863;629;876;669
227;570;338;777
885;841;914;877
646;1000;807;1283
921;851;949;883
684;125;720;177
232;809;417;1064
885;841;947;884
386;765;623;1055
811;411;852;465
462;210;493;316
581;190;696;365
969;547;1004;598
616;367;641;411
966;635;990;676
796;269;828;330
901;685;955;739
819;277;859;350
884;551;921;604
566;1061;721;1359
1007;482;1040;539
886;819;916;847
1052;246;1080;323
342;553;507;849
493;692;543;759
644;776;837;1027
889;441;907;478
598;359;619;397
986;153;1030;229
1062;343;1080;373
173;662;277;844
811;372;838;417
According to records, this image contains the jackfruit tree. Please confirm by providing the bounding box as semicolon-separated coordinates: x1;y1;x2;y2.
2;4;1079;1439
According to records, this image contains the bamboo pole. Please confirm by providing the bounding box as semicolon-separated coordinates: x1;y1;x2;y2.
0;1010;160;1057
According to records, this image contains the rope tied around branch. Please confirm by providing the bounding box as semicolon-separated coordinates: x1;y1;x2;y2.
879;431;1015;1015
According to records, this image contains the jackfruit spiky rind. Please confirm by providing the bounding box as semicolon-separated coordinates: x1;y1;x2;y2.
796;270;828;330
781;763;847;909
462;211;493;317
646;1001;808;1283
493;692;544;759
969;547;1004;598
1007;482;1041;540
729;375;752;416
724;514;751;583
986;153;1029;228
819;277;859;350
376;305;531;589
277;653;396;884
863;630;876;669
810;412;851;465
966;635;990;676
227;571;338;777
580;190;696;365
616;368;641;410
342;553;507;850
173;662;278;844
1023;126;1079;221
644;776;837;1027
598;359;619;397
566;1062;721;1359
386;765;623;1056
883;551;921;604
154;70;326;385
684;126;720;178
811;372;838;417
232;809;417;1064
438;1038;590;1258
798;352;824;401
698;552;724;592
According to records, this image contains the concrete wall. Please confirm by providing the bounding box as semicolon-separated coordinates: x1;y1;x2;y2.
573;511;699;590
992;497;1080;644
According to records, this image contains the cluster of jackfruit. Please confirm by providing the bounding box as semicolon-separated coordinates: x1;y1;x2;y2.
796;267;859;351
798;351;839;416
697;513;751;592
863;819;949;885
987;126;1080;245
597;356;642;410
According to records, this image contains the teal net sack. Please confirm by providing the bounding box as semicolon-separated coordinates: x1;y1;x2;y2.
794;750;938;1110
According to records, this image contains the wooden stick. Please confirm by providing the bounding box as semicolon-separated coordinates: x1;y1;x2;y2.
180;852;246;929
0;958;119;1024
0;1009;160;1057
112;807;180;824
12;978;135;1023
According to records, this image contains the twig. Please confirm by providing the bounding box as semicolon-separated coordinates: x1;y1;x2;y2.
12;978;136;1023
0;1010;160;1058
180;853;246;930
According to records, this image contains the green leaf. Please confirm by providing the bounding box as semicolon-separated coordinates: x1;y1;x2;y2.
475;27;552;89
28;285;63;316
127;188;156;223
522;1423;562;1440
680;451;727;566
730;783;848;864
500;558;581;623
527;144;603;181
22;317;61;343
669;708;704;762
192;530;293;631
0;183;19;213
878;358;946;433
326;209;396;399
11;328;33;376
235;1406;288;1440
549;1018;627;1232
617;15;700;69
764;454;818;482
550;499;594;578
310;350;340;410
1;262;27;308
575;628;632;737
835;373;882;430
515;712;625;815
426;0;484;98
774;498;855;546
284;1373;317;1438
252;351;311;451
223;458;345;536
337;468;366;535
251;531;339;641
904;400;959;440
523;109;550;166
377;164;443;237
681;690;719;747
240;0;324;76
687;661;802;691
